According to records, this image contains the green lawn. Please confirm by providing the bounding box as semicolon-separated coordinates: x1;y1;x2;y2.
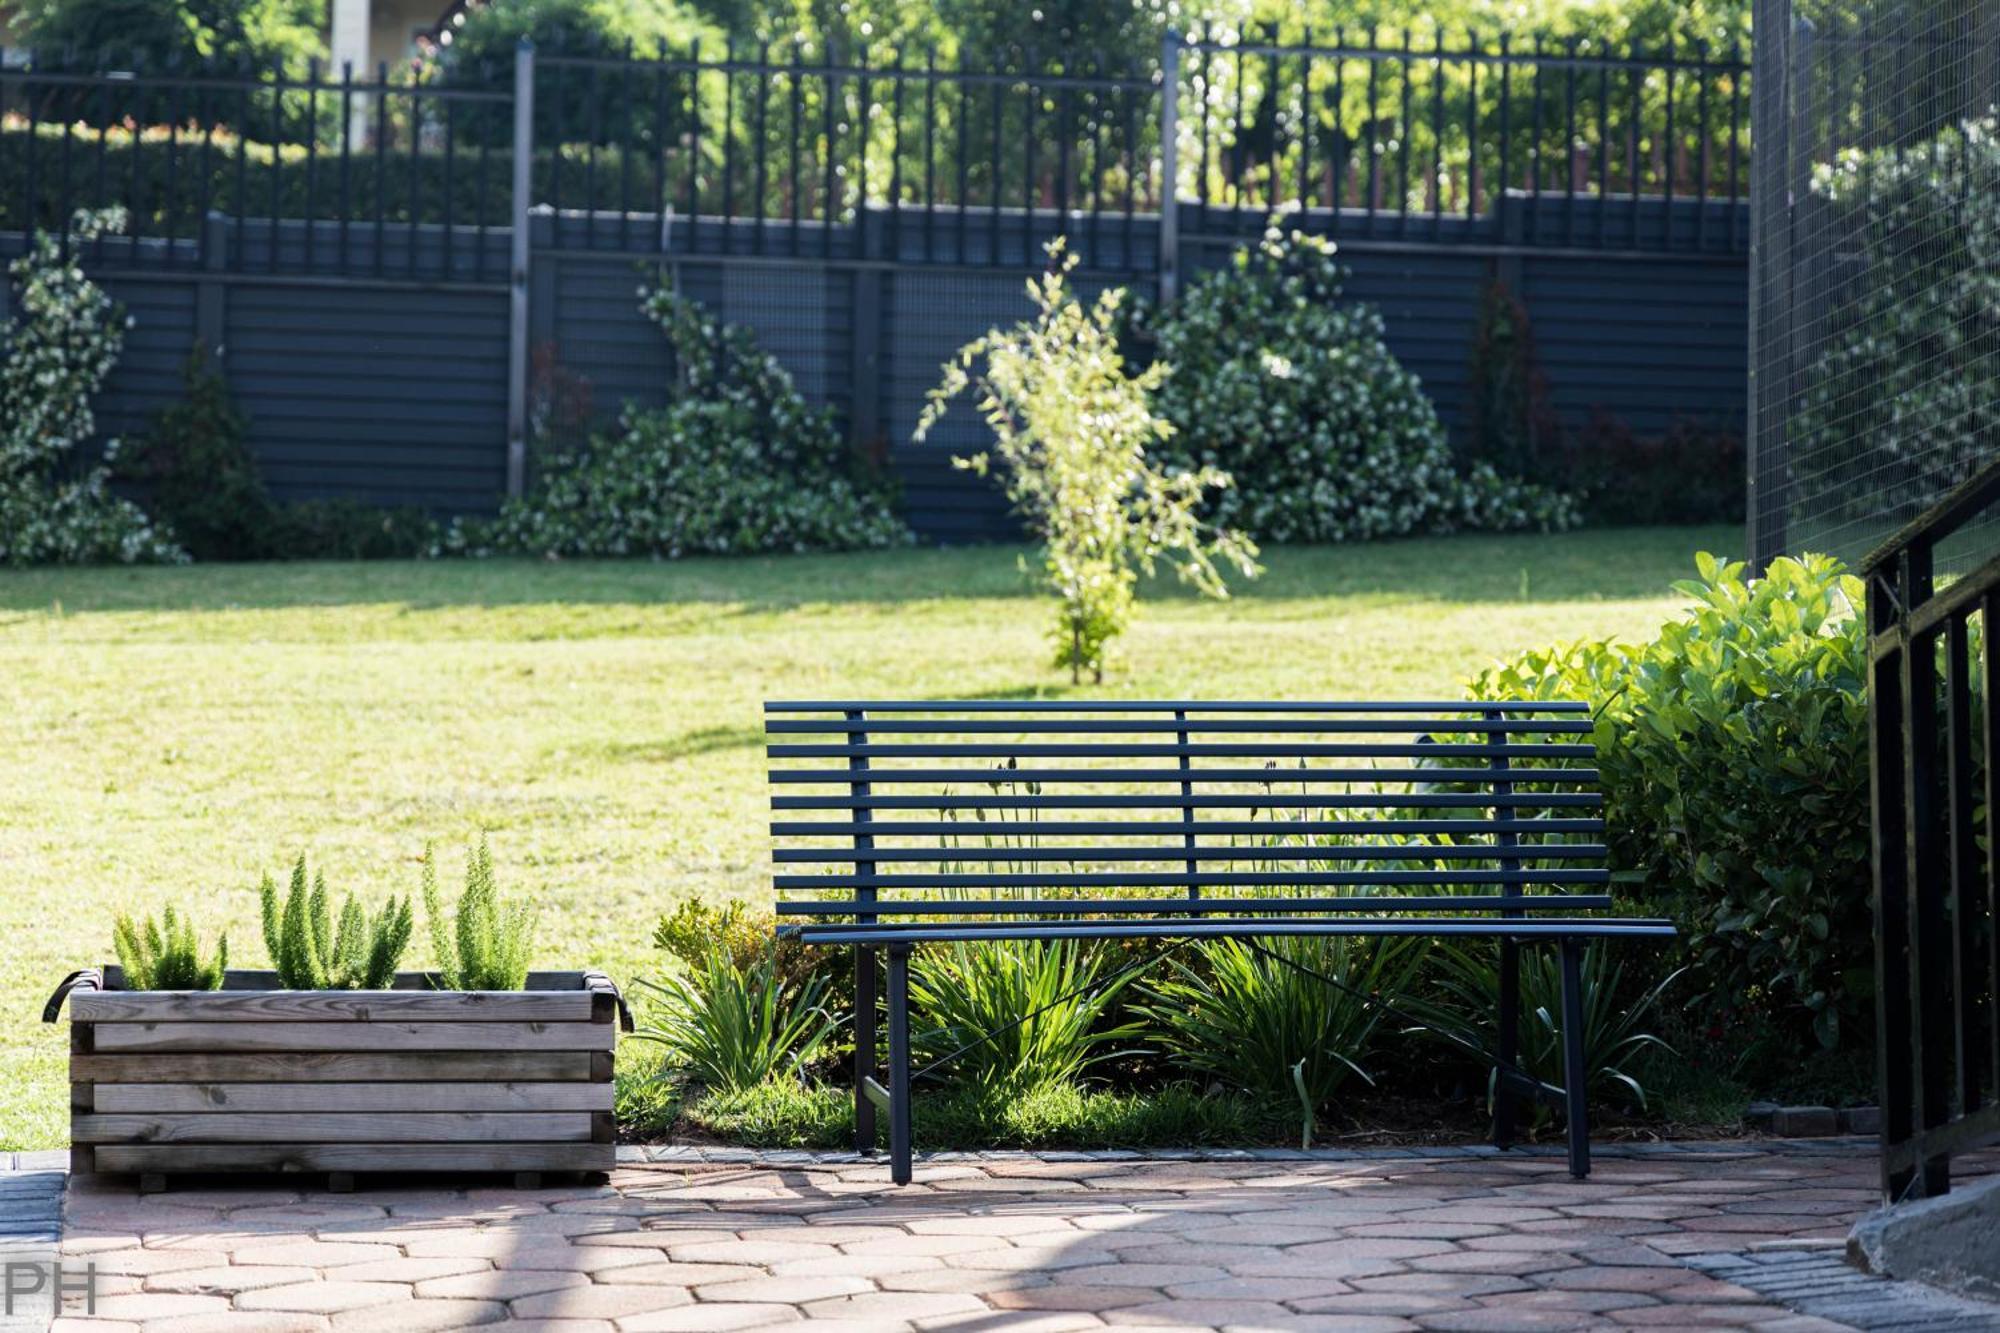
0;526;1733;1149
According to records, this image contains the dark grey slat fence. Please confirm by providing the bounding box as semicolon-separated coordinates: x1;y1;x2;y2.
0;37;1751;540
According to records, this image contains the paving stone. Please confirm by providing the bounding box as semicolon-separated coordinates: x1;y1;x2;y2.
1216;1312;1424;1320
1352;1273;1537;1298
143;1264;321;1295
1404;1249;1582;1276
1411;1309;1601;1330
78;1291;235;1320
618;1305;801;1331
688;1273;873;1304
986;1283;1162;1312
231;1242;404;1270
1290;1292;1471;1317
234;1281;412;1314
144;1315;332;1333
1167;1275;1364;1303
81;1246;219;1277
327;1300;508;1331
584;1260;765;1285
508;1284;694;1319
1102;1298;1300;1325
321;1256;490;1283
1613;1303;1803;1326
489;1243;659;1273
413;1269;590;1300
228;1203;390;1227
1772;1108;1841;1138
1542;1265;1712;1294
800;1291;993;1321
914;1313;1103;1332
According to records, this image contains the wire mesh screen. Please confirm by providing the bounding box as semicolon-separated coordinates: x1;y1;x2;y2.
1750;0;2000;573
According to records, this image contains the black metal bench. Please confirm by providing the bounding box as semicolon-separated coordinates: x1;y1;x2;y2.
766;700;1674;1184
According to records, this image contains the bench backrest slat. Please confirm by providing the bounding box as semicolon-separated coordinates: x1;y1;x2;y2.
766;700;1611;927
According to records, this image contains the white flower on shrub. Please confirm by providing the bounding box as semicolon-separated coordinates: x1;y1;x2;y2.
0;209;183;566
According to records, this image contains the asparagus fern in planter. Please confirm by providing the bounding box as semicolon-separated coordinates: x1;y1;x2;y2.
49;842;617;1191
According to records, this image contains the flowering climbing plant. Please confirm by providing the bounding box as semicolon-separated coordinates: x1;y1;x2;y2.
0;209;183;566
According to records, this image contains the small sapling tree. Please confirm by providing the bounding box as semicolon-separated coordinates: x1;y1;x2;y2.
920;242;1259;682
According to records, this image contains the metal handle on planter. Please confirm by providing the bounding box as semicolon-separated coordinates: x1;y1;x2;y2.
41;969;103;1023
583;970;635;1033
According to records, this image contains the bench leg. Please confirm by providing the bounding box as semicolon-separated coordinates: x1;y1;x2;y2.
886;943;913;1186
1494;937;1520;1150
1558;938;1591;1179
854;944;878;1155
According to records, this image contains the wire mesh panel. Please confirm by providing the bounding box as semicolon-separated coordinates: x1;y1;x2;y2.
1750;0;2000;572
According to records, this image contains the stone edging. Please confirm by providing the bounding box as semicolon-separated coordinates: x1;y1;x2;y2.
617;1135;1881;1166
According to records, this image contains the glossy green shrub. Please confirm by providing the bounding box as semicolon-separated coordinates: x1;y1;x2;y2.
1466;553;1871;1049
1135;225;1578;544
447;285;907;559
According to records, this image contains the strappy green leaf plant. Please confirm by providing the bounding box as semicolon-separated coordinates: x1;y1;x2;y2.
1401;941;1681;1115
421;836;535;991
259;855;412;990
909;940;1145;1096
632;941;840;1093
112;905;227;990
1138;935;1422;1114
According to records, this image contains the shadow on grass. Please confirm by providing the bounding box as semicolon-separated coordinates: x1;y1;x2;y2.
0;526;1733;618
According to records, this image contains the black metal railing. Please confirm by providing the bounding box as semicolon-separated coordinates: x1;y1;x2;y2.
0;29;1750;277
1179;29;1748;249
0;60;512;278
1863;455;2000;1203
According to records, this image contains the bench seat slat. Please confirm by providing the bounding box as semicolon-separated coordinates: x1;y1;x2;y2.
770;766;1601;786
790;918;1678;945
771;793;1606;811
765;719;1595;735
778;869;1611;890
770;742;1596;760
775;893;1618;916
771;818;1606;837
774;843;1609;864
766;700;1591;713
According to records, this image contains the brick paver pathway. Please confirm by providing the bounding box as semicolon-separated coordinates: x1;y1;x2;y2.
40;1143;2000;1332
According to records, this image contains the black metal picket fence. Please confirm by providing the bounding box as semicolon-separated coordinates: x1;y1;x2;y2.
0;29;1751;279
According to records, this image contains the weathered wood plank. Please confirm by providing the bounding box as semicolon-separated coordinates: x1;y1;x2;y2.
73;1112;595;1143
74;990;599;1024
90;1082;615;1114
91;1143;615;1174
90;1022;614;1054
72;1051;601;1084
99;968;593;993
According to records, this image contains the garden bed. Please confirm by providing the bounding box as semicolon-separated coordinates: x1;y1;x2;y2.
62;968;620;1189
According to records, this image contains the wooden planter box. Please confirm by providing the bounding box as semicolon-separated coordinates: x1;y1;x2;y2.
59;968;621;1190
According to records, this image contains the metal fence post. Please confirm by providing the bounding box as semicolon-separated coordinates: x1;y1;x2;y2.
505;39;536;500
1747;7;1801;572
1157;30;1181;306
196;212;229;361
